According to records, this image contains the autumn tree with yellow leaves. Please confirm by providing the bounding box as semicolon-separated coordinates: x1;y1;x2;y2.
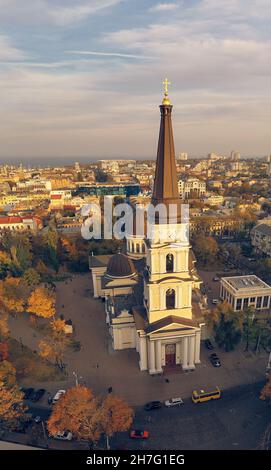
38;318;69;370
47;386;134;448
0;361;25;428
47;386;101;445
27;285;56;319
100;394;134;449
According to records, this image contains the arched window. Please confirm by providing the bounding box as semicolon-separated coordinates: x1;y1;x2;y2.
136;243;140;253
166;253;174;273
142;243;145;253
166;289;175;309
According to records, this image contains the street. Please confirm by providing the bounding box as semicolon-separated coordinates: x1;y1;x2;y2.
111;381;271;450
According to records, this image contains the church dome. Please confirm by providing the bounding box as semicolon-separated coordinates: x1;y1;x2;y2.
107;252;136;278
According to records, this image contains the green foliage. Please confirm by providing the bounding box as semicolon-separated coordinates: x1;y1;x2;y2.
214;313;242;351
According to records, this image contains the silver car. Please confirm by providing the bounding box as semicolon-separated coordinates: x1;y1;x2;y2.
165;397;184;407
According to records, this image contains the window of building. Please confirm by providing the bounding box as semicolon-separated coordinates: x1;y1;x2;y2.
263;296;269;308
250;297;256;303
256;297;262;309
166;289;175;309
236;299;242;310
166;253;174;273
243;298;249;309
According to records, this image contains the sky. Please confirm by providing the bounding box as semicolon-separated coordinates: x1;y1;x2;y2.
0;0;271;162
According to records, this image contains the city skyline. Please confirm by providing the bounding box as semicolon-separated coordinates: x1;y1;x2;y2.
0;0;271;160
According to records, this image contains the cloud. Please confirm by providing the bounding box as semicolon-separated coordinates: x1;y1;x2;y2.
49;0;123;26
0;34;27;61
66;50;154;60
0;0;123;27
1;0;271;158
150;2;179;12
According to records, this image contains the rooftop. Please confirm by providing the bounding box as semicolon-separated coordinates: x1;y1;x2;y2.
221;275;271;292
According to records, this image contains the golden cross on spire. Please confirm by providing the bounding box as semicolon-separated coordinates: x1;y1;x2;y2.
162;77;171;105
163;77;171;96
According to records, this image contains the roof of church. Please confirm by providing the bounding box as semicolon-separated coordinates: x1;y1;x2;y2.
107;252;136;278
145;315;198;334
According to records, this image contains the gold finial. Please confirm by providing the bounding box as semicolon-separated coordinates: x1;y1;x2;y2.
162;77;171;105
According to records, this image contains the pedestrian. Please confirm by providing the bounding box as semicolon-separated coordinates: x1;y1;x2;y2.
108;386;113;394
96;363;99;369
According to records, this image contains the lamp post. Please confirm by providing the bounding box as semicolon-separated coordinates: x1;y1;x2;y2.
72;371;83;387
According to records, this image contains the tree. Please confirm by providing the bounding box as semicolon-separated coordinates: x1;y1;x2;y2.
0;277;26;314
0;343;8;361
0;251;11;280
38;321;70;370
0;384;25;427
100;394;134;449
27;285;55;319
0;361;16;388
209;302;243;352
0;307;9;339
192;234;218;266
47;386;101;445
22;268;41;287
260;374;271;401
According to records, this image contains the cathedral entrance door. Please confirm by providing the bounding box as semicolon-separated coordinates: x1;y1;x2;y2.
165;344;176;366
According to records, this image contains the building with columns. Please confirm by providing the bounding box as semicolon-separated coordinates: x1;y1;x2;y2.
90;83;205;374
220;275;271;312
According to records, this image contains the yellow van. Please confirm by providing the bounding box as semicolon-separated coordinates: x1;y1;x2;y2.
192;386;221;403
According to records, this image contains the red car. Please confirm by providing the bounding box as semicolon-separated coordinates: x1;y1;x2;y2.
130;429;149;439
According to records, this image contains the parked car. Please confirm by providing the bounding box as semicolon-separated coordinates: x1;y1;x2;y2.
52;389;66;403
130;429;149;439
212;299;219;305
21;387;35;400
213;277;220;282
144;401;162;411
209;353;221;367
53;430;73;441
34;416;42;424
164;397;184;407
31;388;46;402
204;339;214;350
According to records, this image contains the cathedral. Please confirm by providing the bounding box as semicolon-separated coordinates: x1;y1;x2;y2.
90;83;205;375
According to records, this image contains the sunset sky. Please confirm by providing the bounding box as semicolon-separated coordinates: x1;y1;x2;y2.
0;0;271;161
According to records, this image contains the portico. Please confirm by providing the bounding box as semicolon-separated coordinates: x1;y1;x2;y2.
135;314;202;374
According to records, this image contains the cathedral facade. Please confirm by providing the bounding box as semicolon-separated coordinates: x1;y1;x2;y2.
90;84;205;374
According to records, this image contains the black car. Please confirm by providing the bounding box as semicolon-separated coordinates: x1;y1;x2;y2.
21;387;35;400
144;401;162;411
31;388;46;402
204;339;214;350
209;353;221;367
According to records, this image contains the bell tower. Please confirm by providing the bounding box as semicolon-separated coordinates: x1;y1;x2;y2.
144;80;193;324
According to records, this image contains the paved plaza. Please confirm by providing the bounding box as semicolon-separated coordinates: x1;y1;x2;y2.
9;273;269;407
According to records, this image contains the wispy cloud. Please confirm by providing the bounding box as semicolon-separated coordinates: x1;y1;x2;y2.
49;0;123;26
150;2;179;12
0;34;27;61
67;50;154;60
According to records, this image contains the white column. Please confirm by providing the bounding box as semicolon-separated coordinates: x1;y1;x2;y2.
195;330;201;364
139;336;148;371
155;340;162;373
188;336;195;369
148;340;156;374
182;336;188;370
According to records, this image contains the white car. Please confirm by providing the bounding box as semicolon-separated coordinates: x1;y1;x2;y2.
212;299;219;305
53;430;73;441
52;389;66;403
164;397;184;407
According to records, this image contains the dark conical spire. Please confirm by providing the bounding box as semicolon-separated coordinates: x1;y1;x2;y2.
151;81;182;222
